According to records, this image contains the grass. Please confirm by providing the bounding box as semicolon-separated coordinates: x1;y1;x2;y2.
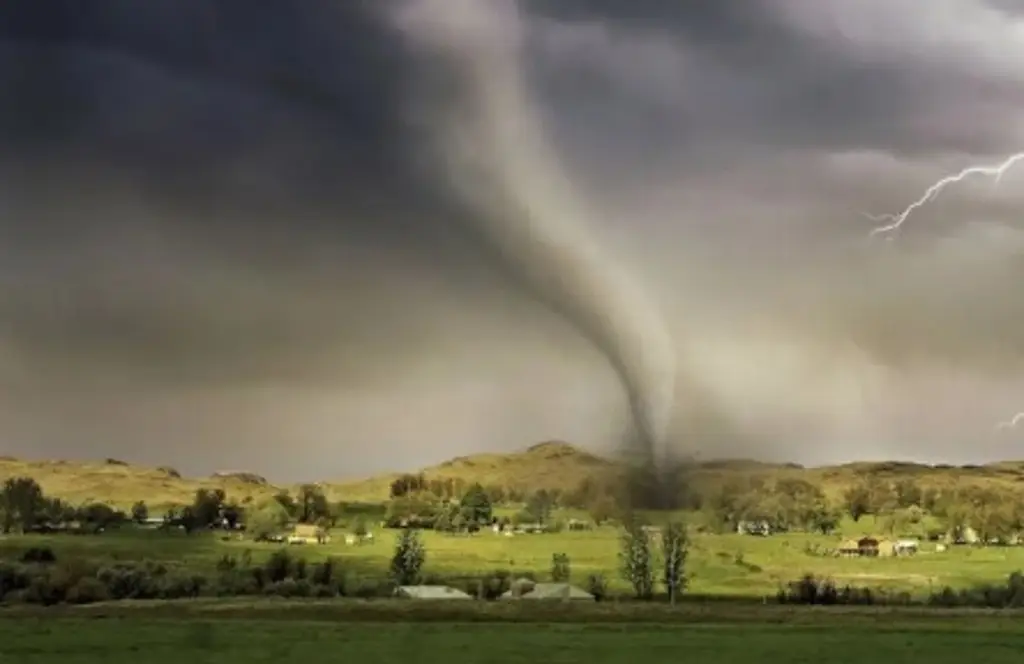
4;602;1024;663
4;523;1024;597
7;441;1024;508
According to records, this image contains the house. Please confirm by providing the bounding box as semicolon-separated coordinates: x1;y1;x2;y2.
837;537;882;557
566;519;592;532
288;524;329;545
737;520;772;537
500;578;595;601
394;585;472;600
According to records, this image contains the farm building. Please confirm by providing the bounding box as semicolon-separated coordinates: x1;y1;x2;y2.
394;585;472;600
288;524;329;545
836;537;918;557
737;520;772;536
500;579;595;601
837;537;883;557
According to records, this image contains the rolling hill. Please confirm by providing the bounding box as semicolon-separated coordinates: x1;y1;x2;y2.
2;442;1024;509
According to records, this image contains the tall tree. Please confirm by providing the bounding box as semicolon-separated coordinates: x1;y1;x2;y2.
390;528;426;586
619;521;655;600
459;483;493;525
0;477;45;533
297;484;330;524
661;522;689;605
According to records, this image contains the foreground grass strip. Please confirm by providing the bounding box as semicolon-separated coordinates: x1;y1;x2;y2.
3;618;1024;664
6;598;1024;629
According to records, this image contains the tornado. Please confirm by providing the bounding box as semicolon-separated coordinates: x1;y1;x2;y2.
390;0;677;472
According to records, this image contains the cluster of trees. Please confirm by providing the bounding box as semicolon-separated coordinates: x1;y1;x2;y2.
0;477;351;541
693;475;1024;544
385;482;569;533
0;478;128;534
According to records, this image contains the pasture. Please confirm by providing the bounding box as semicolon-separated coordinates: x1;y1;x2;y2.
4;600;1024;663
3;521;1024;597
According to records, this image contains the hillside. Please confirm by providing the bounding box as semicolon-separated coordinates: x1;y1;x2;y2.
0;457;280;509
3;442;1024;508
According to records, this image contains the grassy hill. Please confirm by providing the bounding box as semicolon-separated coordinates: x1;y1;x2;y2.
3;441;1024;509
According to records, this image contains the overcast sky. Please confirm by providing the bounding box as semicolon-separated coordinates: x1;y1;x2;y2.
2;0;1024;481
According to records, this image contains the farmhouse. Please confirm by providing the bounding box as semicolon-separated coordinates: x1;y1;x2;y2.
287;524;329;545
837;537;882;557
394;585;472;600
737;520;772;536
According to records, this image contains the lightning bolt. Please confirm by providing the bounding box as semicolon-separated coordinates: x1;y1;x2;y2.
867;152;1024;238
995;412;1024;432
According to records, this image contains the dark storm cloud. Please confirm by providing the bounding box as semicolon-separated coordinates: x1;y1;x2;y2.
520;0;1024;157
2;0;1024;477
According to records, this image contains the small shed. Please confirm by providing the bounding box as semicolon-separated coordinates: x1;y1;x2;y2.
500;579;595;601
394;585;472;600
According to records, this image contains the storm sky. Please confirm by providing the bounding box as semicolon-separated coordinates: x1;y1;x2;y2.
2;0;1024;480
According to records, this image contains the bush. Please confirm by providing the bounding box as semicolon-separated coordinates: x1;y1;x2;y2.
264;550;294;584
585;574;608;602
478;571;512;600
21;547;56;564
777;575;838;605
928;572;1024;608
65;577;109;605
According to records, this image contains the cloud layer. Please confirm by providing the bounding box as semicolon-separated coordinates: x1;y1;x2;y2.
2;1;1024;479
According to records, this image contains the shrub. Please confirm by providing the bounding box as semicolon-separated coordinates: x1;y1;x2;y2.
585;574;608;602
65;577;109;605
21;547;56;564
263;550;294;584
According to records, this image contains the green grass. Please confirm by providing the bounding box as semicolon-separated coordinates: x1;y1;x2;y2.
4;602;1024;664
4;524;1024;597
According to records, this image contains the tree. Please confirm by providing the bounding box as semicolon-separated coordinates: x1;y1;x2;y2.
297;484;330;524
551;553;571;582
525;490;555;525
389;473;427;499
661;521;689;605
272;491;298;519
0;477;45;533
78;502;124;529
807;502;842;535
588;496;618;526
130;501;149;524
894;480;922;509
352;516;369;540
247;500;290;540
433;509;453;533
41;497;74;525
460;483;493;525
390;528;426;586
619;521;655;600
222;502;243;529
451;512;466;533
842;484;872;522
190;489;226;530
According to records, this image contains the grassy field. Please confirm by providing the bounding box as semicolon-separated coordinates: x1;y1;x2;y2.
3;522;1024;597
4;601;1024;663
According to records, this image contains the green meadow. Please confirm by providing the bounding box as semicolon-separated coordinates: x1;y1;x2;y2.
3;520;1024;597
5;602;1024;664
